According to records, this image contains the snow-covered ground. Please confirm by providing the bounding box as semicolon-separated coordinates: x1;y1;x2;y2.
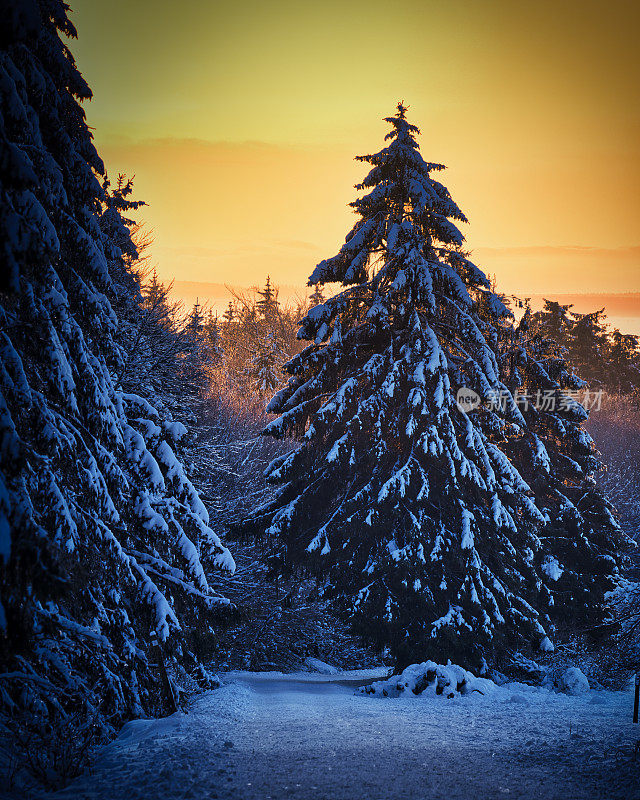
53;670;639;800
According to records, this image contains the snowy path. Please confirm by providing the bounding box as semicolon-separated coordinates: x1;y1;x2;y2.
54;670;639;800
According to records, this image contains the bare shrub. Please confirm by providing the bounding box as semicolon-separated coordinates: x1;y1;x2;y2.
1;708;105;793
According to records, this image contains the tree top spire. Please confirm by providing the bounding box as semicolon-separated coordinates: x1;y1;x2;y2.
309;106;465;286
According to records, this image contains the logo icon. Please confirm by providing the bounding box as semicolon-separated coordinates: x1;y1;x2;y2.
456;387;481;413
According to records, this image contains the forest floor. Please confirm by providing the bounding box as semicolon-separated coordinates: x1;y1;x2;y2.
52;669;640;800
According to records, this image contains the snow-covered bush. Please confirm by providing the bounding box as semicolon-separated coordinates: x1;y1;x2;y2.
360;661;495;699
557;667;590;696
360;660;590;701
304;657;340;675
598;579;640;682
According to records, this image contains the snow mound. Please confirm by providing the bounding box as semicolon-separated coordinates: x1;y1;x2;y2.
304;657;340;675
557;667;589;696
359;661;495;699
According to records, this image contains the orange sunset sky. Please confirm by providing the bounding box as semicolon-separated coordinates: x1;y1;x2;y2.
71;0;639;329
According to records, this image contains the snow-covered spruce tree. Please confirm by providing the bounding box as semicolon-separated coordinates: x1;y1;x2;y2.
503;307;626;634
244;105;624;670
0;0;234;760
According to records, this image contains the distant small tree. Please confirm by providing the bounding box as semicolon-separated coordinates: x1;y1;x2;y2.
211;281;308;407
202;310;222;362
142;271;178;328
186;299;204;337
115;270;187;393
309;284;326;306
222;301;236;326
247;332;282;396
256;276;280;322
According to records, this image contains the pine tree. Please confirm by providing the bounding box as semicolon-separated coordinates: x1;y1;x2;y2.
256;275;280;322
568;309;608;385
247;331;282;396
531;300;575;355
606;329;640;394
531;301;640;394
0;0;234;762
181;299;207;383
245;105;546;666
186;299;204;338
142;270;176;329
309;284;325;307
119;268;186;394
504;309;624;635
202;309;222;364
244;105;583;669
222;300;236;327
